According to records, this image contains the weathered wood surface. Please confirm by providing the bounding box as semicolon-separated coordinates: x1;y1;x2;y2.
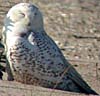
0;80;98;96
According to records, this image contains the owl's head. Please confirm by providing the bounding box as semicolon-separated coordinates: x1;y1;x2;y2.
4;3;44;34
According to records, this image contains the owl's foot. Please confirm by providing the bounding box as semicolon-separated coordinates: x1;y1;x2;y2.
7;75;14;81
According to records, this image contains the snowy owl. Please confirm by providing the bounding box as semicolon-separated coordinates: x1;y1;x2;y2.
2;3;98;95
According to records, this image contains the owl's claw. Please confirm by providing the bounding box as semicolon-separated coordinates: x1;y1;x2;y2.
7;76;14;81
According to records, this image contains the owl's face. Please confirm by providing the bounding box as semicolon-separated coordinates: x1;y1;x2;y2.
4;3;44;37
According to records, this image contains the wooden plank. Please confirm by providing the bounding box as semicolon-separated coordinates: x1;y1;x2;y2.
0;80;96;96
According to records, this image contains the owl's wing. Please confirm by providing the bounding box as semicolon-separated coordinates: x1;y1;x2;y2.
44;34;98;95
1;20;14;81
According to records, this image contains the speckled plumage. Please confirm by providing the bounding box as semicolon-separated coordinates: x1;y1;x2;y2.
2;3;98;95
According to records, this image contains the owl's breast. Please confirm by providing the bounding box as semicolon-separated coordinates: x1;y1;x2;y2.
7;38;35;72
7;34;64;85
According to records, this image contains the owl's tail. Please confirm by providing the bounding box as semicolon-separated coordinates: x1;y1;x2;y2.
68;66;99;95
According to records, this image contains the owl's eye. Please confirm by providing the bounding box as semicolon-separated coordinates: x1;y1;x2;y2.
19;13;25;18
20;13;25;16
